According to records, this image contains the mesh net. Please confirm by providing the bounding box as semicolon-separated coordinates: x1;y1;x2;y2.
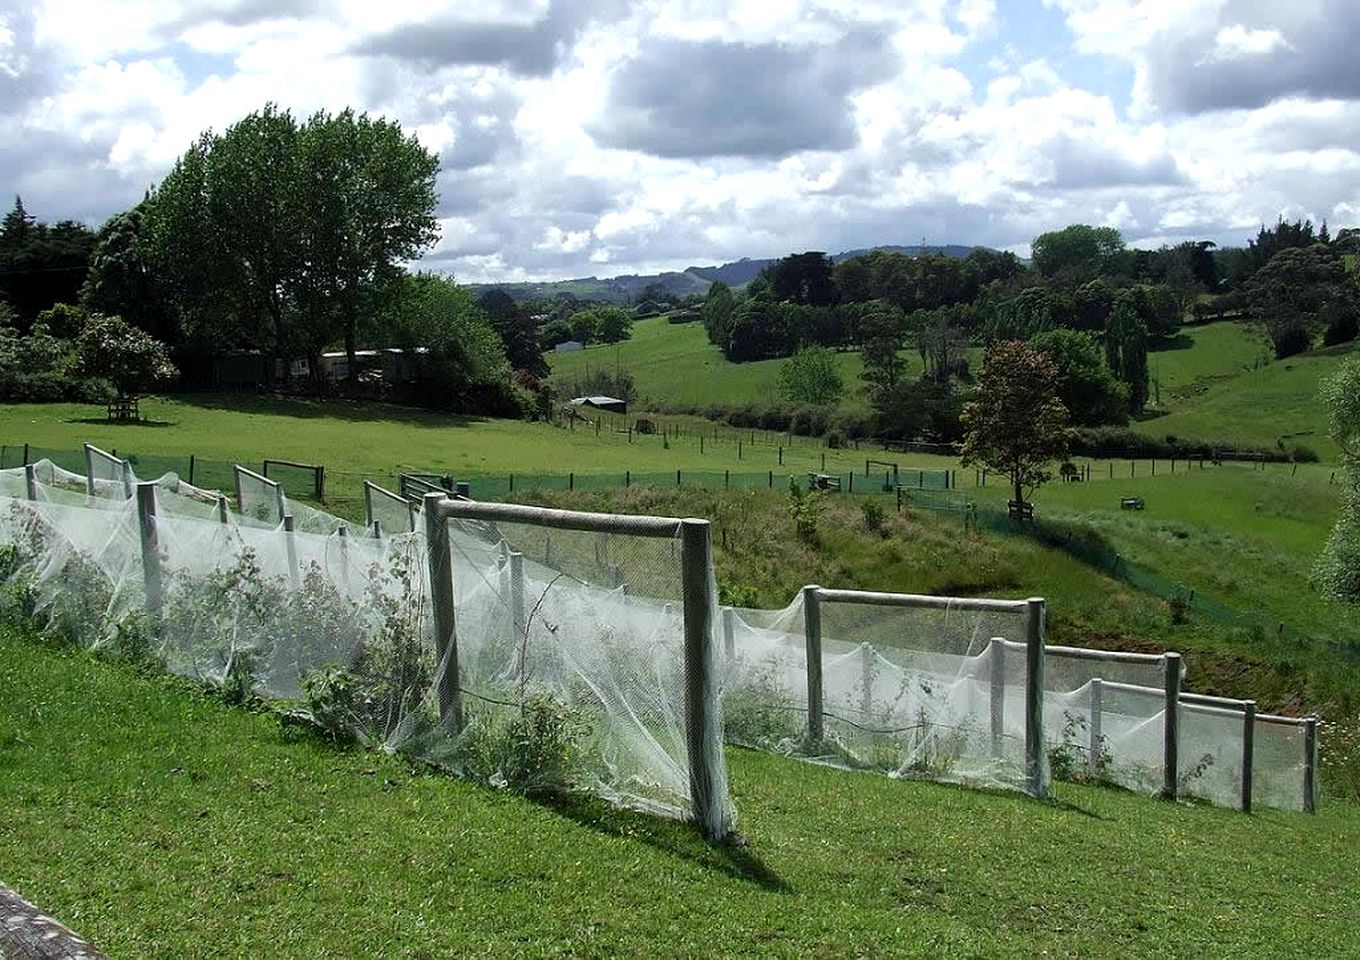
235;467;285;526
0;461;732;834
723;593;1044;795
366;482;417;535
442;513;730;828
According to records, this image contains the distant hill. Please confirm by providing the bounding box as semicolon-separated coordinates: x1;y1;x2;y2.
468;244;987;304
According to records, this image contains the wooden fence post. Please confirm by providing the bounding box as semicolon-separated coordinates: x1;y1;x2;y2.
1025;598;1047;798
1162;652;1182;799
803;585;824;744
681;518;728;841
721;606;736;660
135;482;163;619
423;492;462;732
1241;700;1255;813
283;515;300;589
509;551;525;643
1303;716;1318;814
216;495;229;524
23;463;36;501
990;637;1005;758
1090;678;1103;772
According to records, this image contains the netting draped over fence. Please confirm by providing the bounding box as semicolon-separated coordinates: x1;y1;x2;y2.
721;589;1049;796
0;449;1319;822
0;457;735;838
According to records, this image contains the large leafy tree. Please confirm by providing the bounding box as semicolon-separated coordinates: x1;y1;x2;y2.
80;203;176;345
1246;244;1360;358
961;341;1071;506
776;346;844;406
701;281;735;348
1031;224;1127;282
1316;355;1360;602
142;104;438;382
770;252;837;307
477;289;546;376
73;314;177;401
1029;328;1128;426
0;196;97;323
1105;293;1150;413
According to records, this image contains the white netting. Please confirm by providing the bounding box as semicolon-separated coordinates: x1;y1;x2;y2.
84;444;133;500
723;593;1045;795
0;463;732;834
235;466;285;526
366;482;417;536
443;515;731;828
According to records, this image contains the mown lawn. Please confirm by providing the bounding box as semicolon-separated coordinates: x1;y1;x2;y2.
2;625;1357;959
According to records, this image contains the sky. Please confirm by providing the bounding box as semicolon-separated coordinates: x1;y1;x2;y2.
2;0;1358;282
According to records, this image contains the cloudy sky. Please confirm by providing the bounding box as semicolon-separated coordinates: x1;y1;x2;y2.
2;0;1358;282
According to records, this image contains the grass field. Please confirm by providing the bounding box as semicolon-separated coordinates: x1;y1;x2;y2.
3;624;1357;959
548;316;958;413
1140;334;1355;461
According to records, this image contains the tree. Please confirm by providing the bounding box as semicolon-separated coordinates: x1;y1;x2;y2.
387;274;514;412
1246;244;1360;358
776;346;844;406
477;289;546;377
701;281;735;349
961;341;1071;506
142;104;438;384
770;252;837;306
72;314;177;402
859;303;907;402
914;304;971;382
1031;225;1127;282
1028;328;1128;426
595;305;633;344
1317;355;1360;602
0;197;97;323
1105;293;1150;413
80;204;176;346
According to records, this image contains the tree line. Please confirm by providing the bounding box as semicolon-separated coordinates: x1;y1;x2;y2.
696;219;1360;444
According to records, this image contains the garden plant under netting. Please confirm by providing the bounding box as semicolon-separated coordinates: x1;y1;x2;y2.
0;450;1321;827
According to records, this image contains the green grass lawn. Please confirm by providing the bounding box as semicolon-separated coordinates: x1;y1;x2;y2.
1149;321;1272;397
1139;337;1355;460
548;316;958;413
3;625;1356;959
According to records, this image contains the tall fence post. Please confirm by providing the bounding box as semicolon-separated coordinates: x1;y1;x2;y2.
681;518;728;841
188;453;196;486
989;637;1005;758
860;642;873;718
1025;598;1046;798
1162;652;1182;799
721;606;736;660
371;520;382;539
216;495;229;524
509;550;525;642
1241;700;1255;813
424;492;462;732
282;515;300;589
135;482;163;619
1303;716;1318;814
803;585;824;744
23;463;37;501
1089;678;1103;772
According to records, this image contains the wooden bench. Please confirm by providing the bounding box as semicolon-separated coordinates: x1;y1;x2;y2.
807;473;842;492
1120;497;1145;510
1007;499;1034;521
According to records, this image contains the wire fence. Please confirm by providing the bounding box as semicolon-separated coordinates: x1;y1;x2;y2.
4;440;1348;657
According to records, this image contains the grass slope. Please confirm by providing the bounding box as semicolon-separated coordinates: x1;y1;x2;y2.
3;625;1356;959
1141;330;1355;460
548;316;934;413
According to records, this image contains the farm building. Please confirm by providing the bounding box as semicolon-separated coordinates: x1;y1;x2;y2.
319;348;424;383
570;395;628;414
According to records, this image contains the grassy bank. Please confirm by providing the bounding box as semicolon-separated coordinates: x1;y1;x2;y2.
3;624;1356;959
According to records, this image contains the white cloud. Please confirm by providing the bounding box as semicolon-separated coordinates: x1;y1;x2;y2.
0;0;1357;283
1206;24;1291;62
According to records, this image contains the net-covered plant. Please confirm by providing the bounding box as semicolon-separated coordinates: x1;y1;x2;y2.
454;693;595;797
348;545;432;742
1049;710;1111;783
723;659;803;749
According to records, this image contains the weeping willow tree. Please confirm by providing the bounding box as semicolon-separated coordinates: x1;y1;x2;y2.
1316;355;1360;602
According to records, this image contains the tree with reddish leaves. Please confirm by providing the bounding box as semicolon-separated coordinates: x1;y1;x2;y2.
961;341;1072;508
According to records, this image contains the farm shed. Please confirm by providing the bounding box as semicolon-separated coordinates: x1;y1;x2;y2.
571;395;628;414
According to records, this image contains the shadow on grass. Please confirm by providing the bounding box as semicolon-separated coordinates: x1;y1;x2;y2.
66;417;177;428
171;392;488;428
1151;333;1194;353
532;790;791;893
